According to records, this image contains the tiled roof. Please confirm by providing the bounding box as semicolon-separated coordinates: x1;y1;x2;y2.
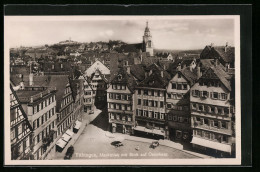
118;43;143;53
130;64;146;81
138;63;170;89
201;65;231;91
179;67;198;85
11;74;70;111
110;67;137;92
200;45;235;63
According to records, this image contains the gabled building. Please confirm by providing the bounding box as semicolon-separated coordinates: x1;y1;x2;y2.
82;69;109;111
84;60;110;77
200;43;235;69
107;66;136;134
133;63;170;139
10;85;34;160
166;66;198;142
15;86;57;160
190;63;235;157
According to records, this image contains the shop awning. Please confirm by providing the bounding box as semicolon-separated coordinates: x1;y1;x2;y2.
153;129;165;136
66;129;74;137
61;133;71;142
56;138;67;148
134;126;146;132
134;126;165;136
191;137;231;153
74;121;82;130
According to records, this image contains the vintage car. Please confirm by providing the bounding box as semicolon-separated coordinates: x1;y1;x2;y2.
150;141;159;149
111;141;124;147
64;146;74;160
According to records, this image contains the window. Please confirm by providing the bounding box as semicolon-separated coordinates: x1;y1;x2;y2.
160;113;165;120
178;73;181;78
178;117;184;122
192;103;197;110
177;84;182;90
128;117;131;122
183;84;187;90
222;135;228;142
167;93;171;98
222;122;227;129
213;121;218;127
138;89;141;95
221;93;227;100
138;99;141;105
192;90;200;97
143;99;148;106
168;114;172;120
184;118;189;123
167;103;172;109
154;101;158;107
144;90;148;95
117;85;121;90
110;113;114;119
173;115;177;121
198;104;204;111
224;108;229;115
204;119;209;125
212;92;219;99
148;111;152;118
143;111;147;117
197;130;202;137
172;83;176;89
205;132;210;139
122;116;125;121
122;85;126;90
116;114;120;120
154;112;158;119
202;91;208;97
151;90;154;96
160;101;164;108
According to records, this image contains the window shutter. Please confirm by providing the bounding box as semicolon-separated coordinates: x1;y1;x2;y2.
218;93;221;100
210;92;213;98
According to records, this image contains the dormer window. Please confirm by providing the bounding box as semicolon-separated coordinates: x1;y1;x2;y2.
118;74;122;81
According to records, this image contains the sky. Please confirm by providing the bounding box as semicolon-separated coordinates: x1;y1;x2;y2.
5;17;235;50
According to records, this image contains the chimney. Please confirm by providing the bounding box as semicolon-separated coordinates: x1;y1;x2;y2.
126;66;130;74
145;71;148;78
140;54;143;62
177;63;181;71
190;65;193;72
225;42;228;52
197;66;201;79
29;73;34;86
161;71;164;78
214;58;218;67
149;69;153;76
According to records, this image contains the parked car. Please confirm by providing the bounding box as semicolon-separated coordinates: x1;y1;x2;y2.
150;141;159;149
64;146;74;159
111;141;123;147
89;110;94;114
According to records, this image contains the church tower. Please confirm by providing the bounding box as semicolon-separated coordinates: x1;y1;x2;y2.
143;21;154;56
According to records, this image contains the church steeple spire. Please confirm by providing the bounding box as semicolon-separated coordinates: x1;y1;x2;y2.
142;21;154;56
